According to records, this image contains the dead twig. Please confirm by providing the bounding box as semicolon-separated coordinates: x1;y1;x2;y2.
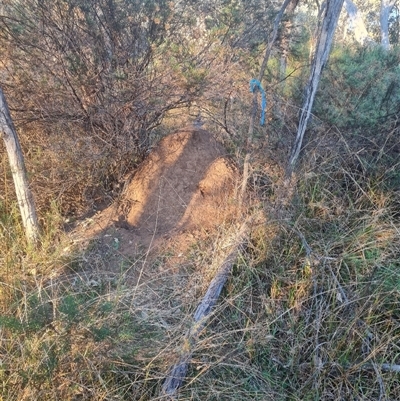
160;214;258;399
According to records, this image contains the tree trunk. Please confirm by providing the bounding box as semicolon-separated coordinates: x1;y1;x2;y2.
279;0;300;83
381;0;396;50
344;0;372;45
287;0;344;173
239;0;293;206
0;88;40;245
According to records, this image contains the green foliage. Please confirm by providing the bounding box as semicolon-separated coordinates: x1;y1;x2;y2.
0;315;24;333
315;46;400;129
0;279;140;398
374;263;400;293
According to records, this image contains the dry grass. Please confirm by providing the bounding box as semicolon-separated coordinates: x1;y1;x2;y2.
1;109;400;400
3;2;400;399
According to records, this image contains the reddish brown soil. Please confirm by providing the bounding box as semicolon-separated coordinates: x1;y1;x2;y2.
75;128;238;259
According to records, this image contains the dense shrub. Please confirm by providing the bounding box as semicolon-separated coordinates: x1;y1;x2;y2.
315;46;400;130
0;0;280;215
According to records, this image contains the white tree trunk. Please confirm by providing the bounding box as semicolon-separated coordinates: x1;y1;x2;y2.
381;0;396;50
288;0;344;172
0;88;40;245
344;0;372;45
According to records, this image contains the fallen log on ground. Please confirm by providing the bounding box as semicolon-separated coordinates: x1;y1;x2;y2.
160;214;257;399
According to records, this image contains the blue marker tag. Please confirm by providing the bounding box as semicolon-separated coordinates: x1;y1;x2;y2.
249;79;267;126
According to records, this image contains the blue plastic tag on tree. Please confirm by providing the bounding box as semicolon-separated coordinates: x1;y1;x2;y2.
249;79;267;126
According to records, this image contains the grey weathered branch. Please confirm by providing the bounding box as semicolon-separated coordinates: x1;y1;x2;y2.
160;216;255;399
287;0;344;174
0;88;40;245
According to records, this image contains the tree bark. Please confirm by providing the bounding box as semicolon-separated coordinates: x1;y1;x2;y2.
279;0;300;83
288;0;344;173
0;88;40;245
381;0;396;50
344;0;372;45
239;0;293;207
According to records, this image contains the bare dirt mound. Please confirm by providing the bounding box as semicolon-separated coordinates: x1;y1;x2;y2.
77;128;238;257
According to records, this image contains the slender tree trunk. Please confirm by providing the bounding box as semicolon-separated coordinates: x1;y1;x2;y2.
287;0;344;173
0;88;40;245
279;0;300;83
381;0;396;50
344;0;372;45
239;0;293;206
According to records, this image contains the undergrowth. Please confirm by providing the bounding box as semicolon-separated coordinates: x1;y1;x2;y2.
1;12;400;396
1;117;400;400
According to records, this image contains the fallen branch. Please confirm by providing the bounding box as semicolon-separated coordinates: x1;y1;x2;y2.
380;363;400;373
160;215;256;399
